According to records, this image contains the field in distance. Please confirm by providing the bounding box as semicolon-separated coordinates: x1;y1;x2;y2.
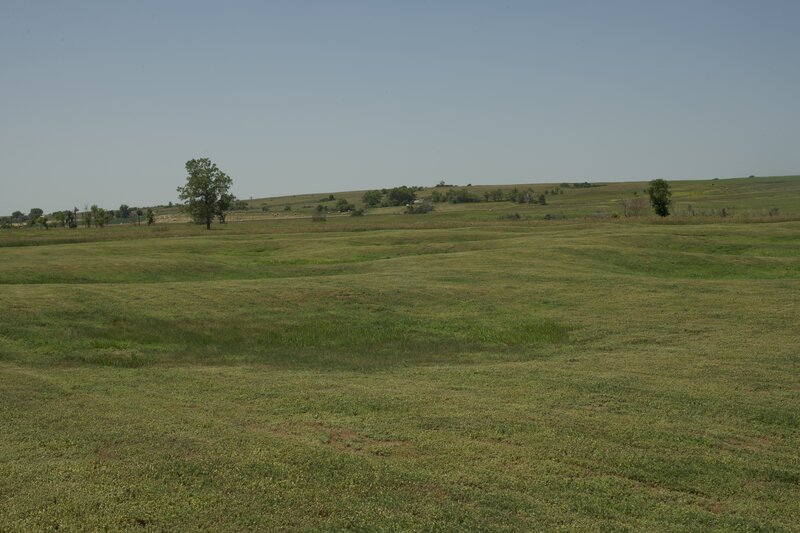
0;176;799;530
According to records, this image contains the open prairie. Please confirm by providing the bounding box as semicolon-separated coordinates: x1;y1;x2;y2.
1;177;799;530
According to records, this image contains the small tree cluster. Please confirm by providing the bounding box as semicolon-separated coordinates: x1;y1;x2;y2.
362;186;418;207
335;198;356;212
430;188;480;203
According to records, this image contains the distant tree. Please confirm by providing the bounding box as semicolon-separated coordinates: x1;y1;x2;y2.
135;208;143;226
444;188;480;204
646;179;672;217
362;190;383;207
36;215;49;229
11;211;26;223
216;192;235;223
28;208;43;220
335;198;354;212
386;186;416;206
176;158;233;229
52;211;66;227
90;205;100;227
146;208;156;225
64;210;77;228
0;217;11;229
118;204;131;218
91;206;109;227
538;193;547;205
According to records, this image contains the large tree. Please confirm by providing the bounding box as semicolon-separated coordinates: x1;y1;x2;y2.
646;178;672;217
177;158;233;229
386;186;416;206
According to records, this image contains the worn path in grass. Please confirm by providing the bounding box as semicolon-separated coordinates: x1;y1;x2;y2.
1;217;799;530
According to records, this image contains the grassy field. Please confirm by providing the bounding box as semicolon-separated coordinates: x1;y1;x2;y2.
1;177;799;530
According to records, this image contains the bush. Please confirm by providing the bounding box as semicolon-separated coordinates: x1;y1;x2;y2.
484;189;505;202
311;213;327;222
336;198;354;212
404;203;434;214
498;212;521;220
350;208;365;217
261;205;270;212
622;197;647;217
283;205;292;211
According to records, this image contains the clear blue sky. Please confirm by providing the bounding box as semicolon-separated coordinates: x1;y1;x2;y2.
2;0;798;214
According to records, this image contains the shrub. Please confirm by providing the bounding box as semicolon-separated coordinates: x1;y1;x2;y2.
350;208;365;217
622;197;647;217
404;203;434;214
261;205;270;212
498;212;521;220
336;198;354;212
484;189;505;202
311;213;327;222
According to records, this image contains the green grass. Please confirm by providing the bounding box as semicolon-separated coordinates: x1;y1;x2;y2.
1;177;799;530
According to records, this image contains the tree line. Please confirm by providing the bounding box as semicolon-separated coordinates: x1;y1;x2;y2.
0;205;157;229
359;185;559;207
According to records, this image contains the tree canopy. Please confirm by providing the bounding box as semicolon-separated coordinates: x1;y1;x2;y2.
177;158;233;229
646;179;672;217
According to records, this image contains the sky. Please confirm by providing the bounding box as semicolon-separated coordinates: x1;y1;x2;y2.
1;0;799;215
